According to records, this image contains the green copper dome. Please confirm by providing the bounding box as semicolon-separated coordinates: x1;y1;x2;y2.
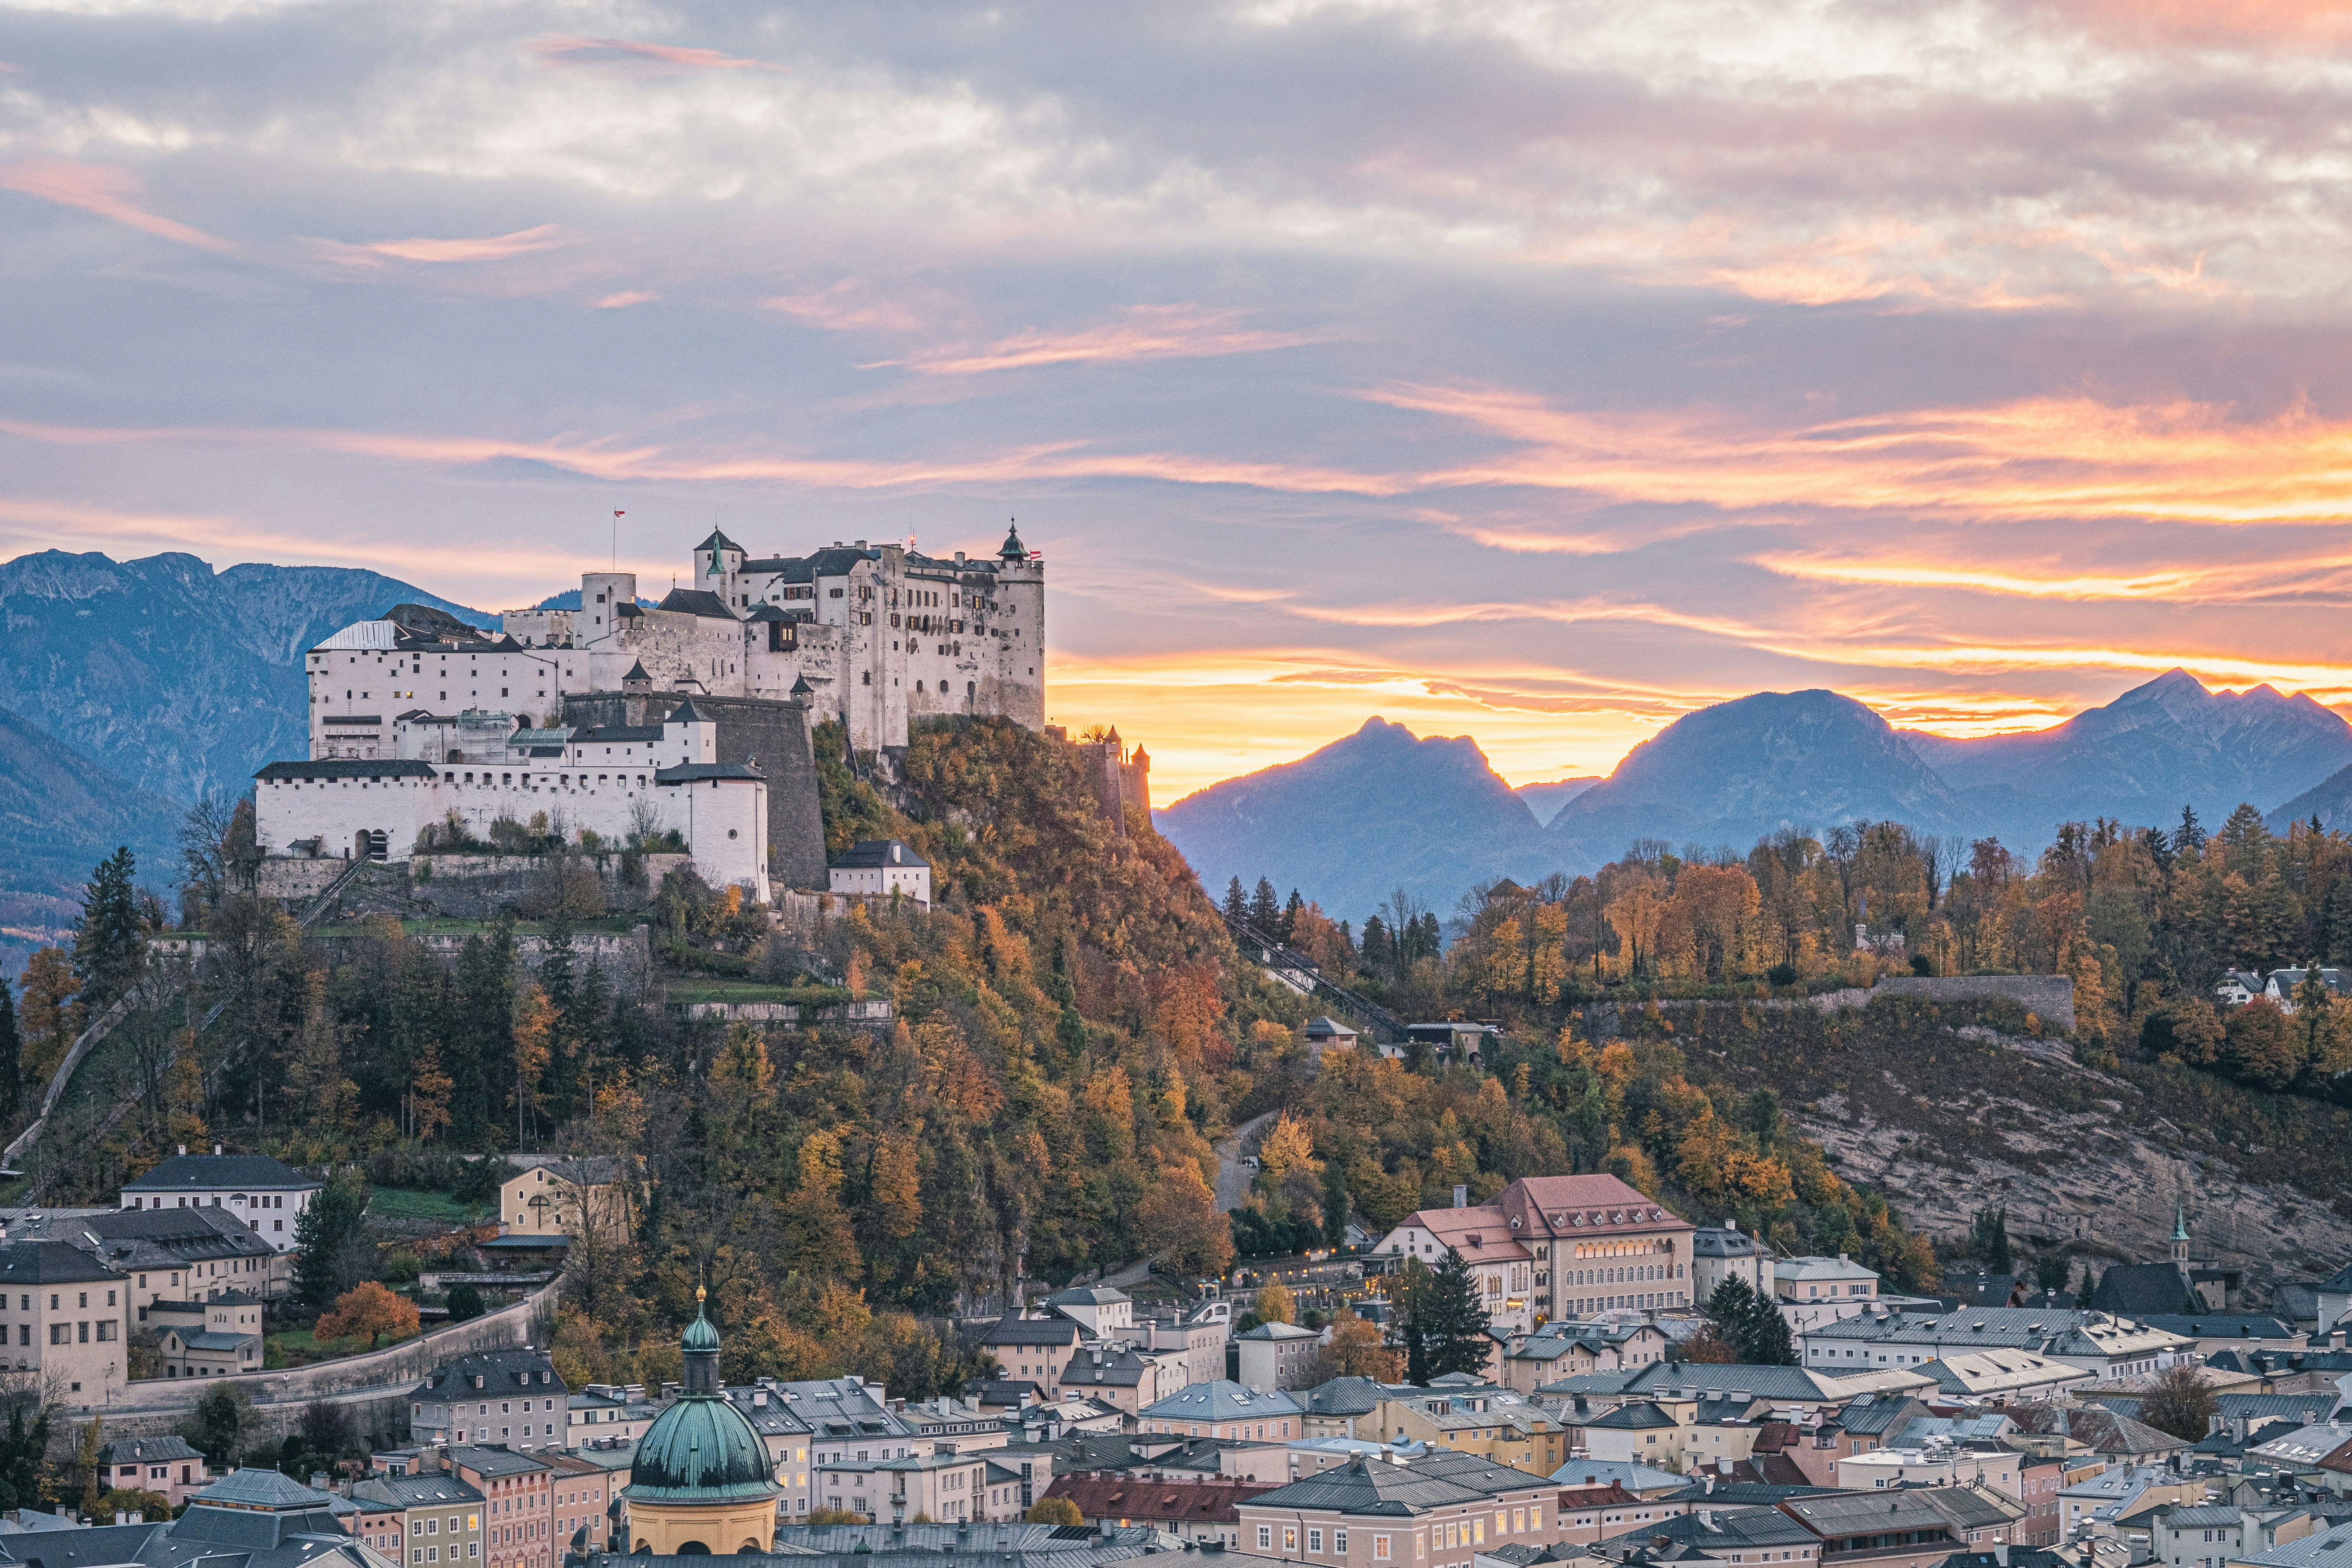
625;1293;778;1505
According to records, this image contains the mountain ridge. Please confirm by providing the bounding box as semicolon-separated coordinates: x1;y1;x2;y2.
1153;716;1555;918
1549;688;1981;868
0;549;488;805
1158;671;2352;919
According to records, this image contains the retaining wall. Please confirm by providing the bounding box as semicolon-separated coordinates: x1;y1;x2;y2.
255;858;348;900
411;929;654;995
1580;974;2075;1034
1864;975;2075;1030
674;998;894;1027
82;1275;562;1446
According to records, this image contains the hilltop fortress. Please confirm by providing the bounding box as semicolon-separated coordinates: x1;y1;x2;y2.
253;526;1049;899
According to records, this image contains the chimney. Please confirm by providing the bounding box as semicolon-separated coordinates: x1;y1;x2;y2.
178;1145;187;1157
214;1143;223;1155
1454;1186;1469;1210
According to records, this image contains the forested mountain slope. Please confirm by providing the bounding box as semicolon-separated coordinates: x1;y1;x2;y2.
0;549;487;805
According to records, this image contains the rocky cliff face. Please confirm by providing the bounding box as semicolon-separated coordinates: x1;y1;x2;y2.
1777;1014;2352;1290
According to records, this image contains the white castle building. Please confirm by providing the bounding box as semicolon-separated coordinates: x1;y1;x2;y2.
253;525;1048;902
306;525;1044;761
255;697;773;900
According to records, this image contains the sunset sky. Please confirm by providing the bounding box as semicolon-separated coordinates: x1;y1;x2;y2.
8;2;2352;801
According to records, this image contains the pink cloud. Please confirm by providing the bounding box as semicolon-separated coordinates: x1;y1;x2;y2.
319;224;566;266
596;291;658;309
0;416;1395;495
765;282;932;333
528;35;788;75
0;161;229;251
888;305;1326;376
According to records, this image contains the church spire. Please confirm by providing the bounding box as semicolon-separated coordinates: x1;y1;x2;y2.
2171;1203;2191;1264
681;1282;722;1394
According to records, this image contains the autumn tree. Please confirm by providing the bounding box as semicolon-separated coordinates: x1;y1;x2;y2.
1312;1311;1401;1382
315;1282;420;1349
1253;1281;1298;1327
1137;1164;1233;1279
2224;998;2299;1090
1026;1498;1083;1527
2138;1364;2218;1440
15;948;80;1090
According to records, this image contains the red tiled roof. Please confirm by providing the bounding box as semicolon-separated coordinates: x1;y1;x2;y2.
1045;1475;1281;1524
1554;1483;1642;1510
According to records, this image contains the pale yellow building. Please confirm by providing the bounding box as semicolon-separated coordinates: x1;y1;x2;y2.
499;1157;631;1242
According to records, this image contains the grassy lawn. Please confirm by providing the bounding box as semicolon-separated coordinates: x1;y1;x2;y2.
663;979;852;1005
311;916;643;938
370;1188;489;1224
264;1323;419;1369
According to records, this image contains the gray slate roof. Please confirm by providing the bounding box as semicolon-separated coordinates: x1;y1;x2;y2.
122;1154;319;1193
416;1347;563;1399
347;1475;487;1509
1303;1377;1411;1417
1243;1449;1553;1517
1141;1381;1302;1422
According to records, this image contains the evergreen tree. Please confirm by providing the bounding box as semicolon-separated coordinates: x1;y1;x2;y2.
1403;1250;1492;1383
1223;878;1248;925
71;847;145;1011
1249;878;1281;934
0;1397;49;1510
1742;1296;1796;1365
1281;890;1305;944
1360;916;1394;980
0;975;19;1121
1707;1276;1759;1336
1970;1207;2011;1271
293;1169;370;1308
448;916;516;1146
1321;1160;1351;1247
2177;805;2206;854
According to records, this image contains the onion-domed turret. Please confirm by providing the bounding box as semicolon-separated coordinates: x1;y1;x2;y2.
623;1289;779;1553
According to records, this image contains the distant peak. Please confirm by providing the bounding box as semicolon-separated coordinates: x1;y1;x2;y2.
1357;715;1410;737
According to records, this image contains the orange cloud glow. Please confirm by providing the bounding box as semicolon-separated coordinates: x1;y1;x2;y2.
323;225;567;265
1385;386;2352;525
1048;651;1688;802
0;161;230;251
596;291;658;309
887;305;1326;376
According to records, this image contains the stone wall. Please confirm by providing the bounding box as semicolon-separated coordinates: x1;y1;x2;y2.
407;928;653;994
255;857;348;900
402;852;692;919
86;1275;561;1446
674;998;894;1028
1867;975;2075;1031
563;692;826;893
1580;973;2075;1034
